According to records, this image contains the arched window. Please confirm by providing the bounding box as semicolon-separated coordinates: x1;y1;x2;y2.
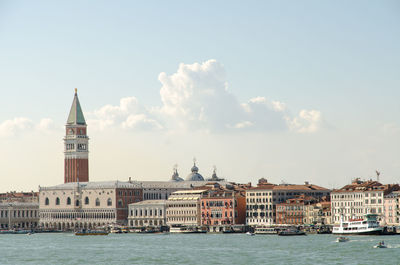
67;197;71;205
85;197;89;205
118;200;123;207
96;198;100;206
107;198;112;206
45;197;49;205
55;197;60;205
75;200;80;207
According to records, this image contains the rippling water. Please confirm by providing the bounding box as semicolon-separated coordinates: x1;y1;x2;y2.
1;233;400;264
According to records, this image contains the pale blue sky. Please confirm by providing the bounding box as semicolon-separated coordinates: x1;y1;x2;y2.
0;0;400;191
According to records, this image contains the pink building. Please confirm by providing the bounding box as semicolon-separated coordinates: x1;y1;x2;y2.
200;191;246;228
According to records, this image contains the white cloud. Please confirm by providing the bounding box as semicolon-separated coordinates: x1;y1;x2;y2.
122;114;163;131
3;60;323;135
87;96;163;131
0;117;60;138
287;110;323;133
0;117;34;138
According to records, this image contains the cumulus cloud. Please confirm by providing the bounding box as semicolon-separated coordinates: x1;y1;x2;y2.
0;117;34;137
158;59;244;132
87;96;163;131
0;117;60;138
156;59;323;133
287;110;323;133
7;59;321;135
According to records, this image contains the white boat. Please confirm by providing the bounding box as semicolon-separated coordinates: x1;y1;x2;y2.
169;226;206;234
246;232;255;236
332;214;383;235
254;227;277;235
336;237;349;242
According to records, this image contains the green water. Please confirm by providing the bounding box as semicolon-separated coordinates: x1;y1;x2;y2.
1;233;399;264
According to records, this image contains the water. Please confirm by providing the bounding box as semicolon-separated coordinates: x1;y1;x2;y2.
1;233;400;264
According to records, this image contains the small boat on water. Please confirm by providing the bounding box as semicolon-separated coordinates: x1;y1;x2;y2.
246;232;255;236
374;241;387;249
75;229;108;236
336;237;349;243
0;230;33;235
278;229;306;236
254;227;277;235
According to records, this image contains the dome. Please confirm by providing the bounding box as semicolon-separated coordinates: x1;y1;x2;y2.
170;167;183;182
186;160;204;181
207;166;224;181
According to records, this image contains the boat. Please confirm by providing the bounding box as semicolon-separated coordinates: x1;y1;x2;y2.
336;237;349;242
374;241;387;249
254;227;277;235
246;232;255;236
0;230;33;234
169;226;207;234
332;214;383;235
278;229;306;236
74;229;108;236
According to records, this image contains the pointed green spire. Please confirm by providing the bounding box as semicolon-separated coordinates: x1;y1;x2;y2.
67;88;86;125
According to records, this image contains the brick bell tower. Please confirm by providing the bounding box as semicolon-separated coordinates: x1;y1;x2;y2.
64;88;89;183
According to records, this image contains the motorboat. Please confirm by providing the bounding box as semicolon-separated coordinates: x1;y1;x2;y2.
278;229;306;236
75;229;108;236
246;232;255;236
336;237;349;243
374;241;387;249
333;214;383;235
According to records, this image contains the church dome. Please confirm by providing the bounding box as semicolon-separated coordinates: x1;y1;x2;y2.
207;166;224;181
186;160;204;181
170;166;183;182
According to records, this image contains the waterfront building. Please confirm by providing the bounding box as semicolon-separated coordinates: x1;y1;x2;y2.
64;89;89;183
384;191;400;226
246;179;330;226
303;200;332;225
200;190;246;229
330;179;399;224
166;190;207;227
276;195;316;225
39;181;142;230
0;202;39;229
128;200;166;227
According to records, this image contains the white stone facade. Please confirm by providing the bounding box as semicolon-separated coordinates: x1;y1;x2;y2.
166;190;206;227
128;200;166;227
39;181;142;230
0;202;39;229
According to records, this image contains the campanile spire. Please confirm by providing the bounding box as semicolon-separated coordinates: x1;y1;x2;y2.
64;89;89;183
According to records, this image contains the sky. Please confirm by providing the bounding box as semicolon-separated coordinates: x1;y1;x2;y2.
0;0;400;192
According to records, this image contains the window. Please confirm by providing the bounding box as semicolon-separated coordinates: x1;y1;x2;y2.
55;197;60;205
76;200;80;206
85;197;89;205
67;197;71;205
118;200;123;207
45;197;49;205
107;198;112;206
96;198;100;206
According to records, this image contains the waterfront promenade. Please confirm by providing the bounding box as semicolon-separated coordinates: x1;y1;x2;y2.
1;233;400;265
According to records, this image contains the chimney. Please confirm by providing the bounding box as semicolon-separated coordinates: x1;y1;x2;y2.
304;181;309;185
